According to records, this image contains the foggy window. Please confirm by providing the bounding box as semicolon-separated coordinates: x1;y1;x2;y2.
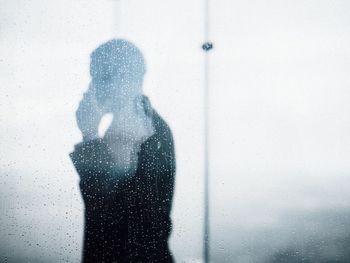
1;1;350;262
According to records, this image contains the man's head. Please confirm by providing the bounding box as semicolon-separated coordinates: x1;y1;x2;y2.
90;39;146;110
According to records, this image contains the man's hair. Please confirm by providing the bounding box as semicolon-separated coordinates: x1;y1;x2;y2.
90;39;146;82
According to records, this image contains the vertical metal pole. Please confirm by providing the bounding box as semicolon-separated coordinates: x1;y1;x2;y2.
204;57;210;263
203;0;210;261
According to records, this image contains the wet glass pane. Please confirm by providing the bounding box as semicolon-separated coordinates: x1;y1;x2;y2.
1;1;204;262
3;0;350;262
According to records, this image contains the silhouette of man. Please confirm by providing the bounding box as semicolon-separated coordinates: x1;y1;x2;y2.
69;39;176;263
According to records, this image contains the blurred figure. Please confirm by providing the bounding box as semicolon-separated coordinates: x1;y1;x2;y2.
69;39;176;262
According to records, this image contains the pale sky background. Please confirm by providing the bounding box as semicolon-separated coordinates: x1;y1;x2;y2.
1;0;350;262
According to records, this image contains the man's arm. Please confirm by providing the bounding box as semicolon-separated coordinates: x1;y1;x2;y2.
158;128;176;218
69;139;117;206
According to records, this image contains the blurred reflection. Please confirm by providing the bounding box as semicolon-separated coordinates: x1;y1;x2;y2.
69;39;176;262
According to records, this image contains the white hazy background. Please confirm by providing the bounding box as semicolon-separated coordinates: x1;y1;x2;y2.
1;0;350;262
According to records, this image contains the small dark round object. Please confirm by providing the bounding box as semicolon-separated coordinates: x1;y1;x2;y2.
202;42;213;51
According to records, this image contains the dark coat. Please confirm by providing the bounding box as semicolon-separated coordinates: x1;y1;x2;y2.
69;109;176;263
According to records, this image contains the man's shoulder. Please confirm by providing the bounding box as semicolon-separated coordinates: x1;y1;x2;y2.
151;110;173;139
142;95;172;137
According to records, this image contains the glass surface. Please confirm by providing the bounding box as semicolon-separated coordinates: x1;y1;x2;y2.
2;0;350;262
210;1;350;262
0;0;204;262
